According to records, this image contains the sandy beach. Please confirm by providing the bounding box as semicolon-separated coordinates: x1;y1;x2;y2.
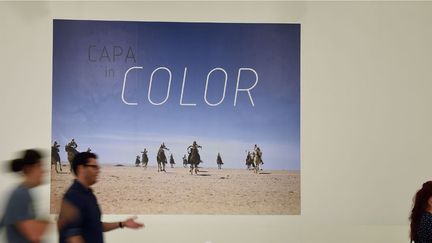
50;165;300;215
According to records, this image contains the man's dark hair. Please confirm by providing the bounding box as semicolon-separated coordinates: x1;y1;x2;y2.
72;152;98;175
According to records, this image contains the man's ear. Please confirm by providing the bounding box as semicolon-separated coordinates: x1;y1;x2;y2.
76;164;85;175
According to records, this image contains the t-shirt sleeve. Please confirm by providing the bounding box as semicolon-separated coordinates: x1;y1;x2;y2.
3;188;34;225
59;192;84;238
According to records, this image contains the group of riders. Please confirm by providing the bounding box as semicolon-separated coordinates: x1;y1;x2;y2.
51;139;91;173
245;144;264;173
52;139;264;175
152;141;204;174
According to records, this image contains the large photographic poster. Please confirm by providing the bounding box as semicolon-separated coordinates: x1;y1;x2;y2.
51;20;300;215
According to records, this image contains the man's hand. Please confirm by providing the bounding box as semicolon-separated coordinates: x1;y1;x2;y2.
123;216;144;229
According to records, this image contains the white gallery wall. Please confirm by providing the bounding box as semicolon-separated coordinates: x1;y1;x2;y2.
1;1;431;243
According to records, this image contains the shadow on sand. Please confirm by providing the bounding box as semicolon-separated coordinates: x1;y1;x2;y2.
53;171;70;175
258;172;272;175
196;173;211;177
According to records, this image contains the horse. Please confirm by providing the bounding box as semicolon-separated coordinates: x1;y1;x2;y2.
51;146;62;173
65;144;79;172
141;150;149;168
252;151;263;173
188;146;201;175
156;144;169;172
245;152;255;170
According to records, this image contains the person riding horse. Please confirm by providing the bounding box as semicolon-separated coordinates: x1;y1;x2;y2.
161;142;168;150
187;141;202;163
51;141;62;173
68;138;78;149
187;141;202;175
53;141;60;152
157;143;169;172
252;144;264;173
65;139;79;172
254;144;263;164
141;148;149;167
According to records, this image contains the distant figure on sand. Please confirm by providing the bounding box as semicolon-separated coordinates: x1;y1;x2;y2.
254;144;263;165
187;141;202;175
245;151;254;170
141;148;149;168
135;155;140;167
182;154;188;168
52;141;62;173
216;153;223;169
156;143;169;172
169;154;175;168
65;139;79;172
252;144;263;173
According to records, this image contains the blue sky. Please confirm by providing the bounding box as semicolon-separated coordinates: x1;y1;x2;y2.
52;20;300;170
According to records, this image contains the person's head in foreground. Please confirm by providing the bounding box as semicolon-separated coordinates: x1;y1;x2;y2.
2;149;50;243
71;152;100;187
10;149;45;187
410;181;432;242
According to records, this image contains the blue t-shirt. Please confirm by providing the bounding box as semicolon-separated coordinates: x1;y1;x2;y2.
2;184;35;243
59;180;104;243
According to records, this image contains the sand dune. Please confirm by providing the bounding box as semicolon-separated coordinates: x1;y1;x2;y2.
50;165;300;215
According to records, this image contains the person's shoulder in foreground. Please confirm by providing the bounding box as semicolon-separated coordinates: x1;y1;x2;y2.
1;149;50;243
58;152;144;243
